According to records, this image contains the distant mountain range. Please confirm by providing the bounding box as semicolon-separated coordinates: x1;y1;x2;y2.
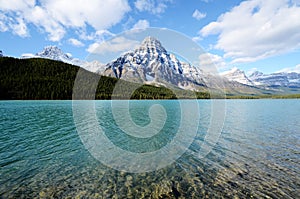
248;71;300;88
16;37;300;94
221;67;300;88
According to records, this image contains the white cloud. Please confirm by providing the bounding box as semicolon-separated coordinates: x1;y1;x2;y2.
277;64;300;73
192;9;206;20
26;5;66;41
192;36;203;42
78;30;116;42
134;0;171;15
0;12;29;37
200;0;300;64
198;53;227;71
11;17;28;37
132;19;150;30
68;38;84;47
41;0;130;30
0;14;9;32
94;30;116;42
87;36;140;54
0;0;130;41
0;0;35;11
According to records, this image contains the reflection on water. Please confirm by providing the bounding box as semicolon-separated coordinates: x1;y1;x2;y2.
0;100;299;198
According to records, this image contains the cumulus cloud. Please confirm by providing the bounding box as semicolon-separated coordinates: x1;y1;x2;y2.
200;0;300;64
87;36;139;54
0;14;8;32
192;9;206;20
68;38;84;47
277;64;300;73
0;0;130;41
199;52;227;71
0;12;29;37
134;0;171;15
132;19;150;30
0;0;35;11
10;17;29;37
78;30;116;42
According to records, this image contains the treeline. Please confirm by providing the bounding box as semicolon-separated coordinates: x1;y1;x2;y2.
0;57;210;100
225;94;300;99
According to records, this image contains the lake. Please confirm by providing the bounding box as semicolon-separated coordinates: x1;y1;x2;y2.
0;100;299;198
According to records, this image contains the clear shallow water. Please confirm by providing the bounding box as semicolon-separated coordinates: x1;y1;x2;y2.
0;100;299;198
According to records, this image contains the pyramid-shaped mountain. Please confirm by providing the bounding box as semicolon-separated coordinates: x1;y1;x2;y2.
100;36;206;90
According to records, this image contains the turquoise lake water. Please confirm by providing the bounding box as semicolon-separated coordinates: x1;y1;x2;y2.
0;100;299;198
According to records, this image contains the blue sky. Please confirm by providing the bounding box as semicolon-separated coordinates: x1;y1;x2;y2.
0;0;300;74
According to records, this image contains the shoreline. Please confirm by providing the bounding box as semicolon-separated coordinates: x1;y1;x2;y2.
1;95;300;101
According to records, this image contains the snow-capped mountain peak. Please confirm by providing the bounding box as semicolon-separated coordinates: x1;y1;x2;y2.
101;36;205;90
249;71;264;79
35;46;74;63
221;67;254;86
221;67;243;76
137;36;167;54
22;46;74;63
